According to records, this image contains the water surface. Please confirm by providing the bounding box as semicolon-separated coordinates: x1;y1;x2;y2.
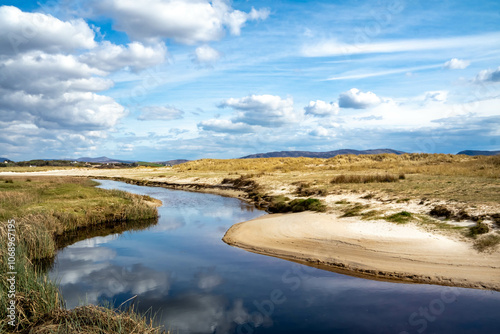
49;180;500;334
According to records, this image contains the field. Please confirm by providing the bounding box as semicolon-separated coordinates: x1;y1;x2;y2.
0;176;162;333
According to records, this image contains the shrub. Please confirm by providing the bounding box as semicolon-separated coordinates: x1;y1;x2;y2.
429;205;453;219
469;222;490;237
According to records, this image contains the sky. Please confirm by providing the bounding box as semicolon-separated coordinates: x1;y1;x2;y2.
0;0;499;161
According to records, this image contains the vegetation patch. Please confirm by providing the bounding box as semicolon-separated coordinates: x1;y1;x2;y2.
385;211;413;224
267;197;326;213
0;176;161;333
340;203;369;217
473;234;500;252
429;205;453;219
331;173;402;184
468;222;490;237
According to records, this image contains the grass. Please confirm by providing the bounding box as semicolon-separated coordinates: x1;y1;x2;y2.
384;211;413;224
330;173;402;184
468;222;490;237
473;234;500;252
0;176;162;333
266;196;327;213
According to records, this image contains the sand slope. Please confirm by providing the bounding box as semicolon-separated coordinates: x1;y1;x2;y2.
223;212;500;291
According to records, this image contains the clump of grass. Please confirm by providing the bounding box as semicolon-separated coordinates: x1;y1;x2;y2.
330;173;400;184
340;203;369;217
469;222;490;237
28;305;162;334
334;200;350;205
268;197;326;213
385;211;413;224
473;234;500;252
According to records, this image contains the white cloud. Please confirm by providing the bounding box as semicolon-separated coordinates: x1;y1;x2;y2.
304;100;339;117
474;67;500;83
424;91;448;102
194;45;222;65
92;0;269;44
0;6;96;56
308;126;332;137
443;58;470;70
138;106;184;121
198;119;253;133
338;88;382;109
80;41;167;72
219;94;296;126
302;32;500;57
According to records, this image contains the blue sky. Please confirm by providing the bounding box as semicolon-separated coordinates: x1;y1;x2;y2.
0;0;499;161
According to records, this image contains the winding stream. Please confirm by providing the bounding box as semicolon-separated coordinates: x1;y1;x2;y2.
49;180;500;334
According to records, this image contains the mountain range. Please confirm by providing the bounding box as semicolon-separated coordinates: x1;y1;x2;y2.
240;148;406;159
457;150;500;156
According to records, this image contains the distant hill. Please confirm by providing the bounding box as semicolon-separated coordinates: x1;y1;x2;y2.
74;156;135;164
0;157;12;162
457;150;500;156
240;149;406;159
153;159;190;166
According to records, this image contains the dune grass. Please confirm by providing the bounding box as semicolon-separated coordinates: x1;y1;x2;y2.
0;176;162;333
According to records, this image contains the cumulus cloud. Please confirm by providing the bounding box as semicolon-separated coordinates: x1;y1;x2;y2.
198;119;253;133
137;106;184;121
304;100;339;117
219;94;296;126
80;41;167;72
0;6;96;55
474;67;500;83
443;58;470;70
92;0;269;44
0;6;173;159
194;45;222;65
338;88;382;109
308;126;332;137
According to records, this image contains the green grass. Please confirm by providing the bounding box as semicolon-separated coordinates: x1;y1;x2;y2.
384;211;413;224
267;196;327;213
0;176;161;333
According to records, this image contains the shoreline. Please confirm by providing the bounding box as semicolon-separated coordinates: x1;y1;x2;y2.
223;212;500;291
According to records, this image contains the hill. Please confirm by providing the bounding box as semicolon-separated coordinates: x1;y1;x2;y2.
74;156;135;164
457;150;500;156
0;157;12;162
240;148;406;159
153;159;190;166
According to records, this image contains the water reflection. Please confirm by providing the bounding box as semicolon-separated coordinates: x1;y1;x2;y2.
48;180;500;334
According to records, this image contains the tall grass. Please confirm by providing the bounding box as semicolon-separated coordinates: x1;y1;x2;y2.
0;176;162;333
330;173;402;184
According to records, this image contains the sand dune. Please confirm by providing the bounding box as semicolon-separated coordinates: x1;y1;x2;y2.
223;212;500;290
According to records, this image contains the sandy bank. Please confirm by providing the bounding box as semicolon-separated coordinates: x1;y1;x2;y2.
223;212;500;291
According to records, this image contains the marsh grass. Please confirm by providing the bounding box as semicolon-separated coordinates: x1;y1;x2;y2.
384;211;413;224
0;176;161;333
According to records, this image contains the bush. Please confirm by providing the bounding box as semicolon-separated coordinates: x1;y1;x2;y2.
469;222;490;237
429;205;453;219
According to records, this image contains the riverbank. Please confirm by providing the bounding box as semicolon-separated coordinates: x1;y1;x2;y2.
0;175;163;333
223;211;500;291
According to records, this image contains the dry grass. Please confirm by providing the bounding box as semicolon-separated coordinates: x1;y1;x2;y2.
330;173;402;184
